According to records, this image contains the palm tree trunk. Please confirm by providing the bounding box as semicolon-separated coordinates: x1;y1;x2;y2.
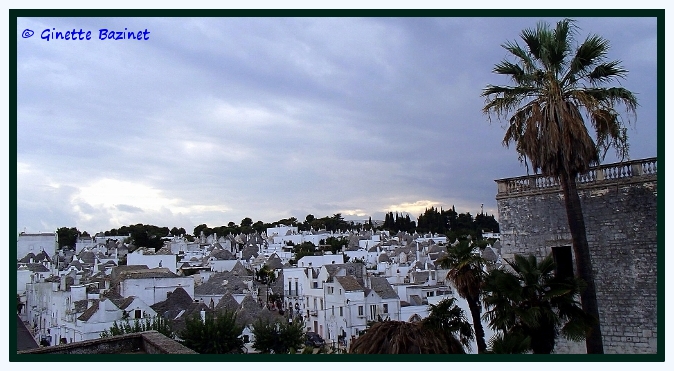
466;295;487;354
559;171;604;354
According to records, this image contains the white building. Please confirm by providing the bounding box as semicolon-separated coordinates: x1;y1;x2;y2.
297;254;345;268
126;246;177;273
17;232;57;260
117;268;193;306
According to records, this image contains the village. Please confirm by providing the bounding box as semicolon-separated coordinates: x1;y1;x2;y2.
16;224;502;353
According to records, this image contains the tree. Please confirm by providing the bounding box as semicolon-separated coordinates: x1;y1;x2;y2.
170;227;186;236
255;264;276;285
349;320;465;354
422;298;475;353
437;240;488;353
481;254;595;354
251;318;305;354
56;227;79;249
293;241;317;261
100;316;174;339
481;18;637;353
240;217;253;228
178;311;245;354
322;236;348;254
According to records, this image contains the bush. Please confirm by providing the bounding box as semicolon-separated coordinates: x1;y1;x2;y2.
178;311;245;354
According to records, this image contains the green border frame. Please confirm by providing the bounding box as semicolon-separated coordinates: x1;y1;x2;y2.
9;8;665;363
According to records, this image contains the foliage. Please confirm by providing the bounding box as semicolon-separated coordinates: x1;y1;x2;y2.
383;212;416;232
487;332;531;354
297;213;352;232
321;236;348;254
56;227;80;249
349;321;465;354
482;254;595;354
293;241;317;261
251;318;306;354
422;297;475;352
482;18;636;179
169;227;186;236
414;206;498;238
255;264;277;285
481;18;635;354
100;316;174;339
437;240;489;353
178;311;245;354
103;224;169;251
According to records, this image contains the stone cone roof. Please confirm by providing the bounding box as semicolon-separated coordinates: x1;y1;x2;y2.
215;293;240;314
151;287;195;317
235;294;262;326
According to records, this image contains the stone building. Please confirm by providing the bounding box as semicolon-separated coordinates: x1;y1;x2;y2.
495;157;657;354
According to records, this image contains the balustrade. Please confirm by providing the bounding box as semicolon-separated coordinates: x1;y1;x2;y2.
496;157;656;196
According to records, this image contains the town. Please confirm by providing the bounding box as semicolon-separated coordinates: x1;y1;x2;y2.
16;211;502;354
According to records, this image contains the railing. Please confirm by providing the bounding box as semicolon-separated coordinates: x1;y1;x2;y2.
496;157;656;196
284;290;302;297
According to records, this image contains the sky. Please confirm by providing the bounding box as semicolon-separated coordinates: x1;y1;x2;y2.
14;13;658;235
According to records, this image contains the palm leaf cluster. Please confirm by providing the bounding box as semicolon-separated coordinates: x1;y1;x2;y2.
437;240;489;353
482;18;637;178
349;320;465;354
482;254;595;354
423;298;475;352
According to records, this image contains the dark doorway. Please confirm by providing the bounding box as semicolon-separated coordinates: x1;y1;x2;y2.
552;246;574;280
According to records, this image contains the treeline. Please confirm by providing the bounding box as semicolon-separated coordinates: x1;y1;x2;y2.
56;227;89;249
193;213;358;237
55;205;498;250
382;206;499;240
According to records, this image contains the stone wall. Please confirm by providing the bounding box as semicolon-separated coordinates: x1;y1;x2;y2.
16;331;197;355
495;158;657;354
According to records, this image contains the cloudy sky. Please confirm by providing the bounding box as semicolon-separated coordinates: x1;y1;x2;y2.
14;14;658;235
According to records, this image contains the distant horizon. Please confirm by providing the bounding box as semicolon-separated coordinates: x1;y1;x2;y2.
19;203;503;236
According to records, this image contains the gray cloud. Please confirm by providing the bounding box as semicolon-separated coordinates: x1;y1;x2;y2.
15;15;658;234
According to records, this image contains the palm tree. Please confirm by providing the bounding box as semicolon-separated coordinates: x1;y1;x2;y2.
422;297;475;352
482;254;595;354
437;240;488;353
349;321;465;354
482;19;637;354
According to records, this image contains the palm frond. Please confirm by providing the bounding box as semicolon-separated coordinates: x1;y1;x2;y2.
588;61;629;84
564;34;610;84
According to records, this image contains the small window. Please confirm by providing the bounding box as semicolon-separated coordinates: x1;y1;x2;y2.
134;310;141;319
332;306;335;316
339;307;343;316
383;304;388;314
358;306;364;316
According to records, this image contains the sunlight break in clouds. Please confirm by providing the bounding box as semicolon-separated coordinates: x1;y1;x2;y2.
386;200;440;216
74;178;176;211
